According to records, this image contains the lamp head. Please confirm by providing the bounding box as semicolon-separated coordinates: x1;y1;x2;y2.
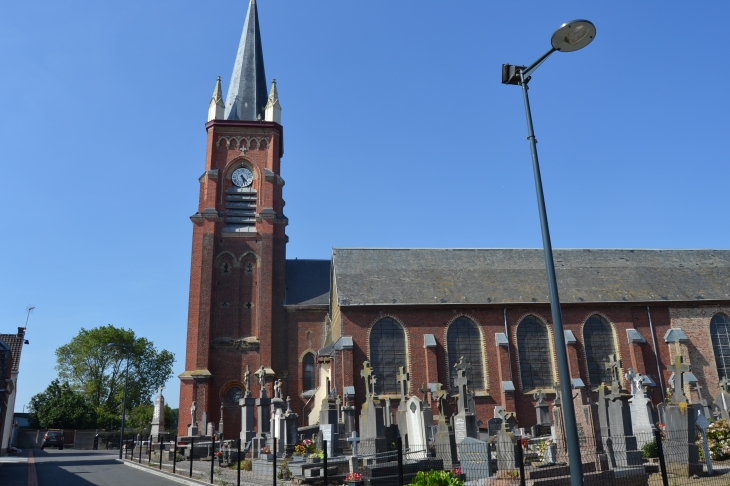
551;20;596;52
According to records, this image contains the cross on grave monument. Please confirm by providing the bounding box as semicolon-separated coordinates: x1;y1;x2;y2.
667;355;690;403
361;361;374;398
418;383;430;403
694;383;713;419
347;431;360;456
721;376;729;393
454;357;471;414
397;367;410;399
605;354;623;391
625;368;638;395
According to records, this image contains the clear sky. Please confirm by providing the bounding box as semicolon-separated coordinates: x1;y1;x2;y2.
2;1;729;413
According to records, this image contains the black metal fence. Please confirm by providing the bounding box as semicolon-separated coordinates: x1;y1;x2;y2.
119;429;730;486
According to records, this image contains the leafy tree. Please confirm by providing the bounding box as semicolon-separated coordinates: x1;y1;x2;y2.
54;324;174;425
28;379;97;429
128;403;178;434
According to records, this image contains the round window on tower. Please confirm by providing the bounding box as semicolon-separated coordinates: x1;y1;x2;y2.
221;382;246;408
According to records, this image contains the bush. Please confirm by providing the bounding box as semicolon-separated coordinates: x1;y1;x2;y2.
705;419;730;460
410;470;463;486
234;459;252;471
642;440;658;458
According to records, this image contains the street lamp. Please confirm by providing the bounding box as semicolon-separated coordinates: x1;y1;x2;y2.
501;20;596;486
108;343;131;460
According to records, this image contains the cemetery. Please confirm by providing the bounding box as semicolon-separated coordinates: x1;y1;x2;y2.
118;354;730;486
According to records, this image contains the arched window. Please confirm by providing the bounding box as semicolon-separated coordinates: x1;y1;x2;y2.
447;317;485;391
370;318;407;395
516;316;554;390
711;314;730;381
302;353;315;392
583;314;617;386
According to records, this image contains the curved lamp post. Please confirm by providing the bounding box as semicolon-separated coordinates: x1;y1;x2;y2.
501;20;596;486
108;343;131;460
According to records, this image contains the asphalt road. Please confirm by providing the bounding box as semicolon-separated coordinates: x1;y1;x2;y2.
0;448;183;486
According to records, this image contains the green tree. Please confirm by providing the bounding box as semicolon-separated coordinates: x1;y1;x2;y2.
28;379;97;429
128;404;178;434
54;324;175;426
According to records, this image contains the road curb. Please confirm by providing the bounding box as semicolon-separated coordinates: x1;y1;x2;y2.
121;459;213;486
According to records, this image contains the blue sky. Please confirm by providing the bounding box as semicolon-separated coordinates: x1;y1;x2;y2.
1;1;728;413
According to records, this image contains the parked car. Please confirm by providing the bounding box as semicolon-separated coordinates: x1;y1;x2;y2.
41;430;64;450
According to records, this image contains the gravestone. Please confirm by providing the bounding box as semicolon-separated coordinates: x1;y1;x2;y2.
695;409;713;476
716;377;730;420
494;420;517;476
662;355;702;477
395;367;410;443
359;361;387;455
283;397;299;456
255;366;272;437
405;396;427;458
551;384;567;458
458;437;492;480
694;383;713;420
207;422;214;437
627;371;655;450
239;365;256;443
218;404;224;438
601;356;644;470
487;417;502;440
201;412;209;435
151;386;165;436
452;357;478;447
432;383;457;470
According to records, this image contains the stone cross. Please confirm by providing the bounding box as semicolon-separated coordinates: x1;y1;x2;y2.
625;368;637;395
244;365;251;397
190;401;197;426
667;355;690;403
605;354;623;390
255;365;267;397
286;396;292;413
347;431;360;456
361;361;374;399
418;383;430;402
396;366;410;400
553;382;562;407
454;368;469;414
498;408;513;432
721;376;729;393
534;389;547;404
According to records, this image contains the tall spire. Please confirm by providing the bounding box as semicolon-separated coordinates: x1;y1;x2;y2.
224;0;267;121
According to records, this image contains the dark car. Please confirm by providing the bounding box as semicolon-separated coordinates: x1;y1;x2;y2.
41;430;64;450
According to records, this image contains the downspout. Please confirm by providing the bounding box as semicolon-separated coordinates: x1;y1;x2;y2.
504;308;513;381
647;306;665;400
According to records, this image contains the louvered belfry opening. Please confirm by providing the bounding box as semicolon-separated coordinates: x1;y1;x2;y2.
224;185;257;232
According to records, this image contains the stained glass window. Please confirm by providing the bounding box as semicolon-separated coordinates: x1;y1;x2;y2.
370;318;407;395
303;353;315;391
711;314;730;381
447;317;485;391
583;314;617;386
517;315;554;390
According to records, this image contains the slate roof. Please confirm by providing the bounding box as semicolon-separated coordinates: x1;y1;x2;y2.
331;248;730;306
285;259;331;306
0;330;25;371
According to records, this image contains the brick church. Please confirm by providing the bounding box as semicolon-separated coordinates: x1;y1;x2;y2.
178;0;730;439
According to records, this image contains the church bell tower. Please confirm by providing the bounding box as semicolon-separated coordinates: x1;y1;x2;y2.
179;0;287;438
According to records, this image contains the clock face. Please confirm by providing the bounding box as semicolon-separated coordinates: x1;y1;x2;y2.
232;167;253;187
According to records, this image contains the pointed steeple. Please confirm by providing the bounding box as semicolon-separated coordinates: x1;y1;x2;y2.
208;76;225;121
264;79;281;124
224;0;267;121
